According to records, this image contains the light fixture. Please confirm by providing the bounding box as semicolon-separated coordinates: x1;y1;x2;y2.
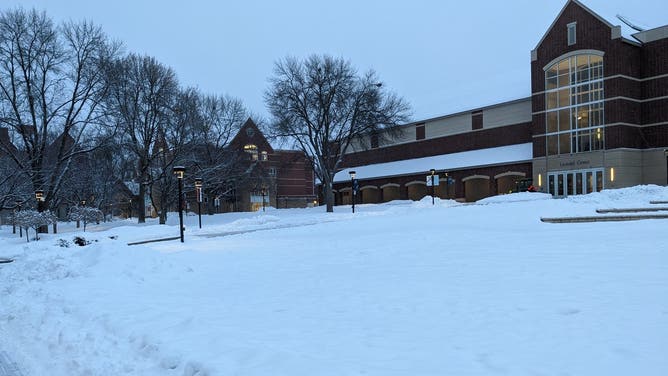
349;170;356;180
610;167;615;182
35;190;44;202
173;166;185;179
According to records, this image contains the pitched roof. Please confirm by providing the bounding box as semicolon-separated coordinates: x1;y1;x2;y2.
533;0;643;52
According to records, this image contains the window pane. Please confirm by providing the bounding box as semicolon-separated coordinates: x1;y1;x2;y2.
596;171;603;191
547;111;558;133
559;132;571;154
567;174;574;195
558;73;570;88
576;106;589;128
592;128;604;150
576;173;583;194
559;109;571;132
590;103;602;126
546;77;558;90
578;131;591;152
549;174;555;195
547;135;558;155
546;91;558;109
558;59;569;75
586;172;594;193
558;174;564;195
558;88;570;107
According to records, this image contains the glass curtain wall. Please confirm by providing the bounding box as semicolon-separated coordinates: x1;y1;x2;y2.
545;54;605;155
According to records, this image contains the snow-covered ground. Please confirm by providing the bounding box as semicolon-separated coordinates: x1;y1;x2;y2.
1;186;667;376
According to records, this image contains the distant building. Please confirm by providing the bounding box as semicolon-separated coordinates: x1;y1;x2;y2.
201;118;316;213
330;0;668;204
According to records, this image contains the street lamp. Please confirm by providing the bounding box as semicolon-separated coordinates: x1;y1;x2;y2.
195;177;203;229
173;166;185;243
349;170;357;213
261;187;267;212
81;199;86;207
430;169;436;205
14;200;22;237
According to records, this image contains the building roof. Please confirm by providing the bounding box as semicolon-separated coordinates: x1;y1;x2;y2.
333;143;533;183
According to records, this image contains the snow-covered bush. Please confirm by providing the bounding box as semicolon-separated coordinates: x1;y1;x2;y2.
68;206;103;231
14;210;57;241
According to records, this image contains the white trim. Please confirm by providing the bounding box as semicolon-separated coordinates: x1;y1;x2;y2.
405;181;427;187
494;171;526;179
339;187;351;192
380;183;400;189
462;175;490;182
360;185;378;191
543;49;604;71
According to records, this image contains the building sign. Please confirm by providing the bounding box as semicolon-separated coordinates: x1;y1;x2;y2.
426;175;440;186
559;159;591;168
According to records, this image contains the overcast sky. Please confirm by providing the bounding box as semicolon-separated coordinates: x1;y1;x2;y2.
2;0;666;122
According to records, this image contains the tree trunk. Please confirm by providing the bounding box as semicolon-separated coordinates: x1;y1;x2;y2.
325;181;334;213
137;180;146;223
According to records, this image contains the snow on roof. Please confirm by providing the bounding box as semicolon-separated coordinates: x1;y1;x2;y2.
595;11;643;41
334;143;533;183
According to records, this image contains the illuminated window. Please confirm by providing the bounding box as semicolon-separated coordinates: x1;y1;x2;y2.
544;54;604;155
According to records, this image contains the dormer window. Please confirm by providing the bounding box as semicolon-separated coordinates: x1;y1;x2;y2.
260;151;268;161
567;22;577;46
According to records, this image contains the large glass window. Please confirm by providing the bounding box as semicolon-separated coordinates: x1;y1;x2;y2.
545;54;604;155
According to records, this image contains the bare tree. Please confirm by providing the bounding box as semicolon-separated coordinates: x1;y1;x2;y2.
185;93;247;199
265;55;411;212
0;9;119;221
107;53;179;223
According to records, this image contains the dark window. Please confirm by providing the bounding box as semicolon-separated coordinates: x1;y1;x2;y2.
416;124;425;140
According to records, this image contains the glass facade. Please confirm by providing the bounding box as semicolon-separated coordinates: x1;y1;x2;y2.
545;54;604;155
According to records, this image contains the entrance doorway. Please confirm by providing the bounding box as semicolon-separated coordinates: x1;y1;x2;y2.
548;169;604;196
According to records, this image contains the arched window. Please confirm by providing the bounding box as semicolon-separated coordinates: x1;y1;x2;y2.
545;53;604;155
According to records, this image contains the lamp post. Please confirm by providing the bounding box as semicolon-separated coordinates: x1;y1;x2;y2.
15;201;22;237
195;177;203;229
261;187;267;212
173;166;185;242
445;172;450;199
349;170;357;213
430;169;436;205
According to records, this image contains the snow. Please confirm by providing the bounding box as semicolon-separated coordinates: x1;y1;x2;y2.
1;185;668;376
334;143;533;183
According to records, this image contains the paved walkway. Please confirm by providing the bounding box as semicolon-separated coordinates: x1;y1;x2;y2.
0;351;23;376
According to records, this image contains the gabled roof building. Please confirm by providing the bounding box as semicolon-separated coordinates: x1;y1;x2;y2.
331;0;667;204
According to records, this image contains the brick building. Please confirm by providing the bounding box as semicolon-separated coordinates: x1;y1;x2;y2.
216;118;316;212
331;0;668;204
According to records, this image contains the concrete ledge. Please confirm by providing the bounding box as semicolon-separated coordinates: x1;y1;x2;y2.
541;214;668;223
596;207;668;213
650;200;668;204
127;236;181;246
0;258;13;264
